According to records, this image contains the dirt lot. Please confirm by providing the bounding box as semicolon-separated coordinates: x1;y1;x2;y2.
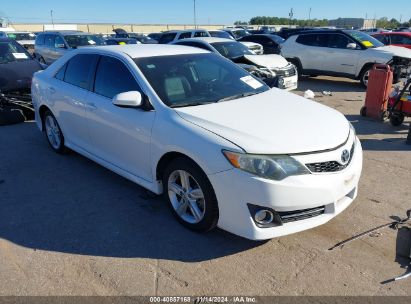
0;76;410;296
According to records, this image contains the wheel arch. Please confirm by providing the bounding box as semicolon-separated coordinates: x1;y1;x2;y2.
38;104;52;130
357;62;375;79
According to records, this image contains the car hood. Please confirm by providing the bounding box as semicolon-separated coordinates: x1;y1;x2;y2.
244;54;289;69
374;45;411;59
0;59;42;92
175;89;350;154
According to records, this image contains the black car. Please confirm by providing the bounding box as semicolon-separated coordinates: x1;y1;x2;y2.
105;38;137;45
239;34;285;54
113;28;158;44
0;38;43;94
148;32;163;41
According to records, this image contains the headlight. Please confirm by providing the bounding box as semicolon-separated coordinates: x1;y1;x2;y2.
223;150;310;181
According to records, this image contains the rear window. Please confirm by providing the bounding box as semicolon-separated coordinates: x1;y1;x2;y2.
63;54;99;90
178;32;192;40
63;35;105;48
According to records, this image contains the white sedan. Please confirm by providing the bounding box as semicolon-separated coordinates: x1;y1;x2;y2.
31;45;363;240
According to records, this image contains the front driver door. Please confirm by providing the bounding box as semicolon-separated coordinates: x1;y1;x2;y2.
321;34;360;76
85;55;156;182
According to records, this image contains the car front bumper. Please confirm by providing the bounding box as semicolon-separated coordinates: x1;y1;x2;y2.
208;137;363;240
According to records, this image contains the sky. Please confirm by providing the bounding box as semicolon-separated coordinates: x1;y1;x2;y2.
1;0;410;25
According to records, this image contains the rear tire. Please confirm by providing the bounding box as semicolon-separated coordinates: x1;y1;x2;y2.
390;113;405;126
43;110;66;153
163;158;219;233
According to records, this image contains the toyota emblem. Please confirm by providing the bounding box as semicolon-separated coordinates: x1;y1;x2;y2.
341;149;350;164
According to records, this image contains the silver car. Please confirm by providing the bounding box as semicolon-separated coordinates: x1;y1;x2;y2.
34;31;105;65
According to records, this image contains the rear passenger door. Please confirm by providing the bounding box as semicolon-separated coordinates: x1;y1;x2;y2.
295;34;329;71
85;55;155;181
43;34;56;64
51;54;99;150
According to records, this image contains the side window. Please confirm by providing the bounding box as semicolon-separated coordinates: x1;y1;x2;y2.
391;35;411;45
327;34;352;49
64;54;99;90
373;35;388;44
35;34;45;45
55;63;67;81
178;32;192;40
296;34;328;47
194;31;209;38
54;35;65;48
94;56;141;99
45;35;55;47
159;33;177;44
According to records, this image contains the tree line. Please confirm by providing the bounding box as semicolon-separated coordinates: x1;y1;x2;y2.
234;16;411;28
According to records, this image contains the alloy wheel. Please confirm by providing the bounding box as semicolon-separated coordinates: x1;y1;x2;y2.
167;170;206;224
45;115;62;149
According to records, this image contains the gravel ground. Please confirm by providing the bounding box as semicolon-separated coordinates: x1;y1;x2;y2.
0;76;410;296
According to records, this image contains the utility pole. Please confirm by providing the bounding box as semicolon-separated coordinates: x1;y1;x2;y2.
308;7;312;26
289;8;294;27
50;10;54;29
193;0;197;29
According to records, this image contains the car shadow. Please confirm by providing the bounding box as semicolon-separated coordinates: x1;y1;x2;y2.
0;123;263;262
297;77;365;93
346;115;411;152
381;226;411;284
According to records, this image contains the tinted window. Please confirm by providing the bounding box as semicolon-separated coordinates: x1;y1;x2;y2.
178;32;192;40
327;34;352;48
94;56;140;99
345;30;384;48
176;41;211;51
0;41;31;64
373;35;389;44
45;35;55;47
296;34;329;47
64;54;99;90
55;35;65;48
35;34;45;45
55;63;67;80
391;34;411;45
159;33;177;44
194;31;209;38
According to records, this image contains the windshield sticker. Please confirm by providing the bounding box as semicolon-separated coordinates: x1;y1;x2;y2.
362;41;374;47
119;42;126;45
12;53;28;59
240;75;263;90
88;40;96;45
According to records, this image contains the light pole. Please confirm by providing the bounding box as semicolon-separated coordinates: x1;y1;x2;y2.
50;10;54;29
193;0;197;29
308;7;312;26
289;8;294;27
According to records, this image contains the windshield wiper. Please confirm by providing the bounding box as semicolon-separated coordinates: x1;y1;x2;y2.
170;101;214;108
216;91;261;103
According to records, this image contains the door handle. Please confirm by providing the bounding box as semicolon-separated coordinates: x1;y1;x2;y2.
85;102;97;110
48;87;56;94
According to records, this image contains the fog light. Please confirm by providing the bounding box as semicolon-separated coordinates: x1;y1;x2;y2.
254;210;274;225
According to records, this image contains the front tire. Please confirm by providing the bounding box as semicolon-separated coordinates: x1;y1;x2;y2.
360;66;372;88
163;158;219;232
43;110;65;153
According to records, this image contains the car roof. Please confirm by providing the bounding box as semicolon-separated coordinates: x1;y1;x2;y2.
288;29;349;37
176;37;234;44
40;31;85;35
163;29;207;34
79;44;210;58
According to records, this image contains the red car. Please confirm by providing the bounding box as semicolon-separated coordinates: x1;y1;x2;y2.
372;32;411;49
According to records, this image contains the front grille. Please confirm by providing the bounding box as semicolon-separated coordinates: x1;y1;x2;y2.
278;206;325;223
275;66;296;77
306;144;355;173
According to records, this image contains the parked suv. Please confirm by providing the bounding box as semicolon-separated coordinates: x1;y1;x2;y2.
281;30;411;87
34;31;105;65
158;29;210;44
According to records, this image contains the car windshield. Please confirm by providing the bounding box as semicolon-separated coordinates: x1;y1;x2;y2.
230;29;248;39
269;35;285;44
344;30;384;48
211;41;253;59
210;31;233;39
63;34;106;48
0;41;31;64
7;33;35;40
134;53;269;108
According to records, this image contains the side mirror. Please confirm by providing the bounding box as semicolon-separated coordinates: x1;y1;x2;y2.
347;43;358;50
56;43;66;49
112;91;143;108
